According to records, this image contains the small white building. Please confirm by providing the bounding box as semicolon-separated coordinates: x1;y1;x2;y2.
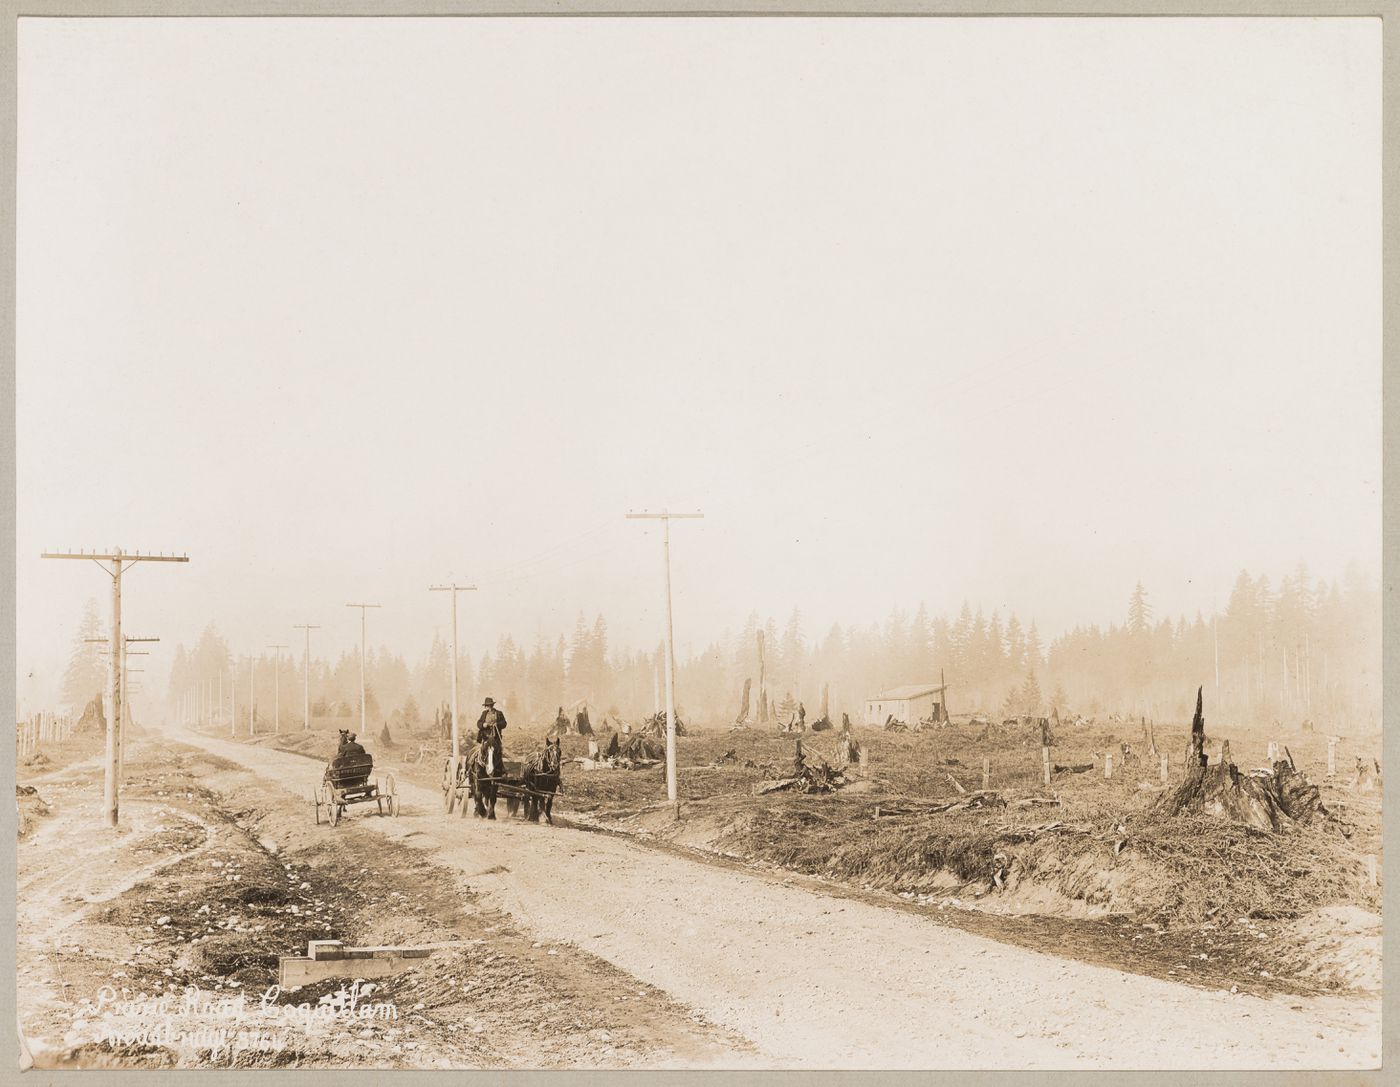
864;684;948;727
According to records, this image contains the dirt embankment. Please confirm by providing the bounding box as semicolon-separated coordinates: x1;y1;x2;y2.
16;747;752;1070
560;777;1381;1001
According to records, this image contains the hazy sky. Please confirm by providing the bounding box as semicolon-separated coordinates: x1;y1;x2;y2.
15;16;1381;712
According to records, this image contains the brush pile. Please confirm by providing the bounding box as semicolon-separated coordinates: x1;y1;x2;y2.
754;761;847;795
872;791;1005;818
753;738;848;794
641;712;687;738
618;733;666;763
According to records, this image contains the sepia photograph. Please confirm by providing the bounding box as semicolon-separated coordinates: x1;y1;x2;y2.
8;6;1386;1074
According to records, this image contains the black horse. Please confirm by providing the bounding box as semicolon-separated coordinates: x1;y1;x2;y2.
508;737;562;824
468;717;505;819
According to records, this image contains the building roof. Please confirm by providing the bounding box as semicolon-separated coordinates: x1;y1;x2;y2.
868;684;947;701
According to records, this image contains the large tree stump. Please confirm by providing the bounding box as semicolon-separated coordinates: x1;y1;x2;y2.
1157;687;1324;832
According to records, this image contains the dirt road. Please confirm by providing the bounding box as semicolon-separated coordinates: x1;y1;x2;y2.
158;723;1379;1070
18;746;752;1069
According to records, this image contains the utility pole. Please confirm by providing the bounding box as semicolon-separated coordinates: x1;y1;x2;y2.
293;625;320;731
625;510;703;813
346;604;381;737
122;662;146;777
249;654;256;736
1213;613;1220;694
267;645;288;733
231;661;238;738
430;583;477;768
120;641;155;780
43;549;188;827
84;632;158;782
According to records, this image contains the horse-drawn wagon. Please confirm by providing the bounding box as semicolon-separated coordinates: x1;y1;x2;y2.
443;733;562;823
313;747;399;826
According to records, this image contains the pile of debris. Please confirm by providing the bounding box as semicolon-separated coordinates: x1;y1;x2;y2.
1157;687;1325;832
883;717;909;733
872;791;1006;818
619;733;666;762
640;712;687;738
583;730;667;769
753;738;848;795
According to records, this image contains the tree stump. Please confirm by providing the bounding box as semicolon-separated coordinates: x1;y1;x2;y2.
1156;687;1324;832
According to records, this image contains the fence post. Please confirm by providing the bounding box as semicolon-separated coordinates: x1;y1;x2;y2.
1327;737;1338;776
1041;746;1051;786
1267;740;1279;762
859;746;869;778
982;757;990;791
1104;753;1113;780
1160;754;1169;784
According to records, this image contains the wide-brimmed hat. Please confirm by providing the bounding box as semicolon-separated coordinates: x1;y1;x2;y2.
483;697;495;707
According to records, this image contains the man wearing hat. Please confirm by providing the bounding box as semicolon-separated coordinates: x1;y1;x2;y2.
476;697;507;743
337;729;366;758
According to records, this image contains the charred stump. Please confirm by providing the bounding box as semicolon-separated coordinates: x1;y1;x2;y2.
1186;687;1207;769
77;694;106;734
1157;687;1324;831
735;678;751;726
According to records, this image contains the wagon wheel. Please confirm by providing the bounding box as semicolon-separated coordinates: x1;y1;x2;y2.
385;773;400;817
442;758;457;814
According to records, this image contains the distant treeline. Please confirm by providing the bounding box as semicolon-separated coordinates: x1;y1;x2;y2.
60;562;1378;733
